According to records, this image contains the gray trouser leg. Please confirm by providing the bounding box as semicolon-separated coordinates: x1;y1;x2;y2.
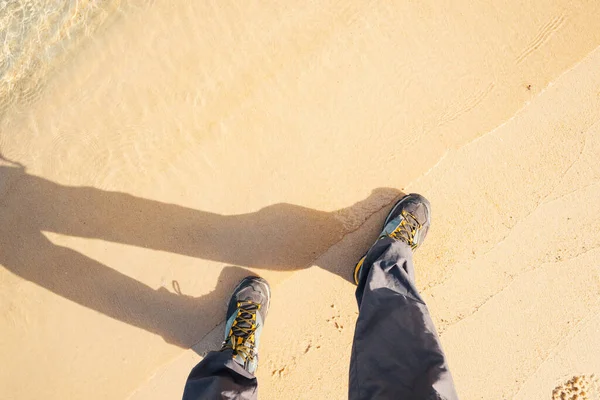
182;349;257;400
349;237;458;400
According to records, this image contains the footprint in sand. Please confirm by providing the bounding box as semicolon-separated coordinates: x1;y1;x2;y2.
325;304;344;333
552;374;598;400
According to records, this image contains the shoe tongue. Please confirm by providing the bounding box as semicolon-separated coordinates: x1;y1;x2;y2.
234;319;252;335
232;304;257;337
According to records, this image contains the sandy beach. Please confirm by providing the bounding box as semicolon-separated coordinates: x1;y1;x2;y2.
1;1;600;399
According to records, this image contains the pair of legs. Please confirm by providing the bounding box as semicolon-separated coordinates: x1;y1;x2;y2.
182;194;458;399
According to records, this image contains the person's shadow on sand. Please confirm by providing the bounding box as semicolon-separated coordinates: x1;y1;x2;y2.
0;160;402;348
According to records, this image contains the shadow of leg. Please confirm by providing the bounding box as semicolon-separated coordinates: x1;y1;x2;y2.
1;164;406;342
0;228;253;348
6;167;401;277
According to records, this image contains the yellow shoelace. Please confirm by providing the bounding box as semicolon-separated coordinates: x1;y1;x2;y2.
223;301;261;362
388;210;421;249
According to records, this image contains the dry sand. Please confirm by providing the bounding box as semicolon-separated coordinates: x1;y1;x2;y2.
1;1;600;399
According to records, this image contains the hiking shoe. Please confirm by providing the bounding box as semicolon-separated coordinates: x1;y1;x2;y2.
221;276;271;374
353;193;431;285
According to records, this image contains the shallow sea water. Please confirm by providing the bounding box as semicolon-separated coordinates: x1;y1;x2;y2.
0;0;122;113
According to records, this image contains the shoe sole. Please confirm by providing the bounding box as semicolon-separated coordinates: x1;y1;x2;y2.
353;194;429;285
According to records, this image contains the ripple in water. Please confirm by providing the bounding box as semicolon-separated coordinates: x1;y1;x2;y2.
0;0;123;115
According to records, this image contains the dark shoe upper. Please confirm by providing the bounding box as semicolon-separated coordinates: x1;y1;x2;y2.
380;193;431;250
221;276;270;374
353;193;431;284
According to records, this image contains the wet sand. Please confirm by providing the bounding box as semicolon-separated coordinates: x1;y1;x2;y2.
1;1;600;399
